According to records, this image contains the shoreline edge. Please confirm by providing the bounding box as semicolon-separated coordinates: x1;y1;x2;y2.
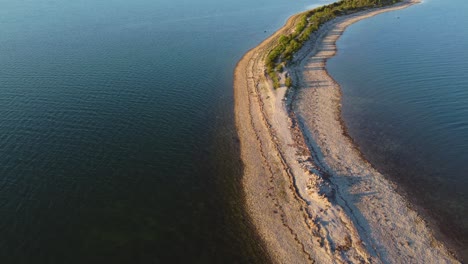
234;0;461;263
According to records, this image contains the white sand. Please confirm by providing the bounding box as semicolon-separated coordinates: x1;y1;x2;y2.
234;0;460;263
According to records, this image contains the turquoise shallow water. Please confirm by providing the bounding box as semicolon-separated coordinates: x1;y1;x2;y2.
327;0;468;259
0;0;331;262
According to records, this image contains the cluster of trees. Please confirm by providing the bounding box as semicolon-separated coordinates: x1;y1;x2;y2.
266;0;400;89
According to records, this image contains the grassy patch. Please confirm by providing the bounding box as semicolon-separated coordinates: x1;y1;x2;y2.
265;0;401;85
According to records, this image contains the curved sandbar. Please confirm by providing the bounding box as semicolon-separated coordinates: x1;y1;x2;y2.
234;0;460;263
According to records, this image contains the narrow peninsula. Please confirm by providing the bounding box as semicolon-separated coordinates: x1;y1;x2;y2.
234;0;460;262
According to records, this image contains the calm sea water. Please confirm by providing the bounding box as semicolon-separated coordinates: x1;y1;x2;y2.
0;0;331;262
328;0;468;259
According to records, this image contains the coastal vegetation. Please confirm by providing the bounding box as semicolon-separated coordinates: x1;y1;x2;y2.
266;0;401;88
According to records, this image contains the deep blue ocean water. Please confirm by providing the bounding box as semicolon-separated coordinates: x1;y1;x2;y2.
3;0;466;262
0;0;331;262
328;0;468;259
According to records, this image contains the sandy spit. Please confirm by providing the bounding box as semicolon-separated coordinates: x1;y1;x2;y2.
234;0;460;263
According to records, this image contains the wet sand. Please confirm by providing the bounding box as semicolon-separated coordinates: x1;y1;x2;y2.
234;0;460;262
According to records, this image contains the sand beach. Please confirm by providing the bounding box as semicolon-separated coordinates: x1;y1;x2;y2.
234;0;461;262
